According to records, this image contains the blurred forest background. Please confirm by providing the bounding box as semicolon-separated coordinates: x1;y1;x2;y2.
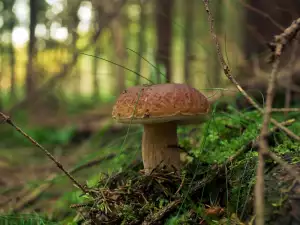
1;0;300;224
0;0;300;124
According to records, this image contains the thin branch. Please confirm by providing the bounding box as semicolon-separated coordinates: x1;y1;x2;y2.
268;18;300;63
255;55;280;225
0;112;87;194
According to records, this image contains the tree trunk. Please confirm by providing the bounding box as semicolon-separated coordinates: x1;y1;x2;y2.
92;9;101;100
183;0;195;85
134;2;147;85
26;0;37;99
69;1;81;96
93;46;100;100
111;17;126;94
0;37;3;109
8;2;16;101
155;0;174;83
208;0;222;87
9;40;16;101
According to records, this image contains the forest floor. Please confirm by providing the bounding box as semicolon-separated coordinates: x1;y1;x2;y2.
0;100;299;225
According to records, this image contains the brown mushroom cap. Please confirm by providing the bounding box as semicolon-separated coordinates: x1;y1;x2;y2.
112;83;210;124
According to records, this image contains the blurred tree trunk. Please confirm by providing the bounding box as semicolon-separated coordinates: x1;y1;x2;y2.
5;1;17;101
0;38;3;109
9;36;16;101
93;46;100;99
155;0;174;83
208;0;221;87
134;2;146;85
92;9;101;100
2;0;17;106
111;16;126;94
183;0;194;85
25;0;37;99
99;0;126;94
8;12;16;101
68;1;81;96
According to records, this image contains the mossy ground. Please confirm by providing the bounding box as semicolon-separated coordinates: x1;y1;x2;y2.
1;102;299;225
69;105;300;225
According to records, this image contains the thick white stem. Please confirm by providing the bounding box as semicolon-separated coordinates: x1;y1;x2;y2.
142;122;180;174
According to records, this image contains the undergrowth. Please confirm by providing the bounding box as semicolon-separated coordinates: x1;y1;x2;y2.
66;105;299;225
1;104;299;225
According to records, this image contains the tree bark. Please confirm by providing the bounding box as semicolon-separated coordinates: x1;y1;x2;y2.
92;45;100;99
155;0;174;83
183;0;195;85
92;8;101;100
9;38;16;101
0;37;3;109
26;0;38;99
134;2;147;85
111;17;126;94
208;0;222;87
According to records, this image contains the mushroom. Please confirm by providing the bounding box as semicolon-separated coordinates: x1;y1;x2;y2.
112;83;210;174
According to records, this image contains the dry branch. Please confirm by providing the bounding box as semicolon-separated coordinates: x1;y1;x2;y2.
255;49;280;225
268;18;300;63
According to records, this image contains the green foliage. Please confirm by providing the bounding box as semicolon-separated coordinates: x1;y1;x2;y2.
2;100;299;224
0;125;76;147
178;107;261;164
